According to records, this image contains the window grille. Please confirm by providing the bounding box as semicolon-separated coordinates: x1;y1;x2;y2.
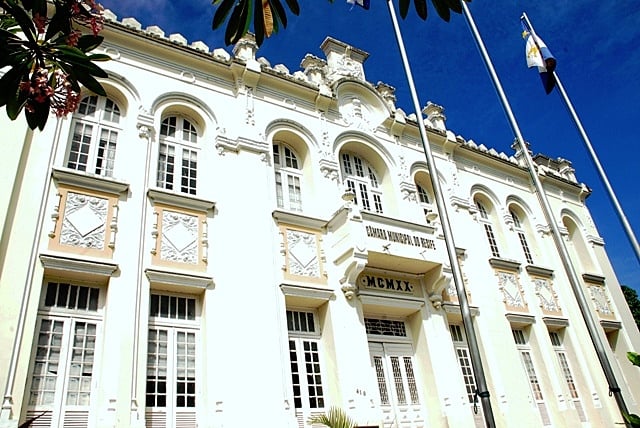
287;310;316;333
43;282;99;312
149;294;197;321
365;318;407;337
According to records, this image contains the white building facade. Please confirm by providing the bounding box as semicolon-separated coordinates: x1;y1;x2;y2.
1;11;639;428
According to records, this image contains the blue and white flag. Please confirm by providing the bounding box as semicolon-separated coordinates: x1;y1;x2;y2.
347;0;370;10
521;17;556;94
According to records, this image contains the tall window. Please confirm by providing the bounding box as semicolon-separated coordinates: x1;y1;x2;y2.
475;200;500;258
146;293;199;428
450;324;485;428
66;95;121;177
511;210;534;264
341;153;383;214
512;329;551;426
26;281;103;427
450;324;477;404
273;142;302;212
549;331;587;422
157;116;198;195
287;310;325;427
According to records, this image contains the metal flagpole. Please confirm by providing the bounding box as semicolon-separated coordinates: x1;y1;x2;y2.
522;12;640;263
385;1;496;426
461;2;631;424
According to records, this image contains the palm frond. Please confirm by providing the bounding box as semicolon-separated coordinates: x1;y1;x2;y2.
308;407;357;428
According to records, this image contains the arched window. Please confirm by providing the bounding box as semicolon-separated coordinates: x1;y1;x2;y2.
341;153;383;214
273;142;302;212
475;199;500;258
66;95;121;177
510;209;534;264
157;115;198;195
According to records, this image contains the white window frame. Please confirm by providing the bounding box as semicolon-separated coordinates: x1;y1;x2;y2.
286;310;326;427
549;331;588;422
341;153;383;214
450;324;485;427
25;281;104;428
66;95;122;178
512;328;551;426
145;292;200;428
273;142;303;212
510;209;534;264
157;116;199;196
475;200;501;258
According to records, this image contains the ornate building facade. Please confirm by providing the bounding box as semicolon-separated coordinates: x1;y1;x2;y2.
1;10;639;428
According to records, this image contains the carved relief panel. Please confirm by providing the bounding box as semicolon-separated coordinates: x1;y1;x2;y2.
533;278;561;314
588;284;615;319
496;270;528;311
151;204;208;271
280;226;326;284
48;186;118;258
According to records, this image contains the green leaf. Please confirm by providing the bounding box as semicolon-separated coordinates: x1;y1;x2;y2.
69;71;107;96
224;0;250;45
414;0;428;20
431;0;451;22
212;0;236;30
254;0;265;46
628;352;640;367
25;95;50;130
444;0;462;14
283;0;300;16
6;83;27;120
0;62;28;107
624;412;640;427
86;53;111;62
76;35;104;52
2;0;38;44
399;0;410;19
269;0;288;29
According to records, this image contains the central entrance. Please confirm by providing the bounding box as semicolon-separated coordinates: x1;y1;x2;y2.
366;318;425;428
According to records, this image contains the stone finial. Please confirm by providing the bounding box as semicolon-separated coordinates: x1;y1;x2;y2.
423;102;446;131
375;82;397;111
233;33;259;61
301;54;327;85
122;17;142;30
169;33;188;45
145;25;165;37
103;9;117;21
320;37;368;82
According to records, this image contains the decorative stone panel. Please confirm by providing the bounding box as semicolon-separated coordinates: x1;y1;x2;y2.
588;284;614;319
151;204;208;271
48;186;119;258
279;225;326;284
496;270;528;311
533;278;561;314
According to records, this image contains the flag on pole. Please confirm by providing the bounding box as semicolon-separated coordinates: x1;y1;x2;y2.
521;17;556;94
347;0;370;10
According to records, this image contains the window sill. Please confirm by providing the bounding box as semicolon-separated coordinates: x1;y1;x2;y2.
52;167;129;195
147;188;215;212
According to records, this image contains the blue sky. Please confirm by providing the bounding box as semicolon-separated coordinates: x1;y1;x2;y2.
101;0;640;292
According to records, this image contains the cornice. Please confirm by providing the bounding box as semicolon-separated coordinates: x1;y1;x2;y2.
52;168;129;195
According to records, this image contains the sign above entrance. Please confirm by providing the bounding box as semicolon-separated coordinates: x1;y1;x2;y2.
365;225;435;250
359;274;416;294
